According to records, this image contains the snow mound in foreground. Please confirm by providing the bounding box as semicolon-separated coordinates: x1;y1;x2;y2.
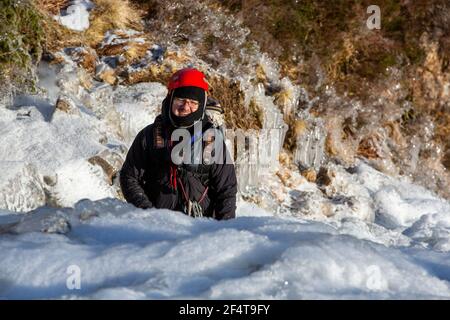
1;198;450;299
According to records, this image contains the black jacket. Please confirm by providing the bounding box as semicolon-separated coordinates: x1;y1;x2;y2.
120;101;237;220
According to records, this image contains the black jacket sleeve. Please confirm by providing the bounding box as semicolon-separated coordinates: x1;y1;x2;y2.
209;143;237;220
120;127;153;209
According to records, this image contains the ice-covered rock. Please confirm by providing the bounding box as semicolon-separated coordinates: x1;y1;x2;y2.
95;62;117;85
54;94;80;116
113;82;166;145
0;162;45;212
49;159;117;208
404;212;450;251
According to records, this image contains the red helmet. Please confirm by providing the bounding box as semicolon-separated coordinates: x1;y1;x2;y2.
168;68;209;91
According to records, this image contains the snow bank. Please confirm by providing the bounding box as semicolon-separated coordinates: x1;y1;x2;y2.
404;213;450;252
1;198;450;299
354;163;450;229
0;105;104;174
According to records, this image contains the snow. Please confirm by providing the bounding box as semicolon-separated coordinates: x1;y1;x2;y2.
0;162;45;212
1;198;450;299
404;213;450;251
99;30;145;49
51;159;116;207
0;104;104;174
54;1;93;32
355;163;450;229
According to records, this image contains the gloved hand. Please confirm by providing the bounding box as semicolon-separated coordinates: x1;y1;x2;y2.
135;194;153;209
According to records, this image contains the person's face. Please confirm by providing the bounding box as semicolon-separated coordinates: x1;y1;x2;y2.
171;97;200;117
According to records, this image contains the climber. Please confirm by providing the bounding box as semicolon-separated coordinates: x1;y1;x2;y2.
119;68;237;220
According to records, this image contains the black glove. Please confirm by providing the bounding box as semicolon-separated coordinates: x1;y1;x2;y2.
135;194;153;209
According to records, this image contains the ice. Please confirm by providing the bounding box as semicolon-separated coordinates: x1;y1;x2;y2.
0;59;169;212
0;104;104;174
236;198;274;217
112;82;166;145
0;162;45;212
294;118;326;171
208;234;449;299
234;83;288;190
99;30;144;48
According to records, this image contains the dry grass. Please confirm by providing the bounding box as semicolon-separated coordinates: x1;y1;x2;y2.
39;10;85;52
254;64;267;84
122;64;171;85
326;37;357;81
38;0;145;51
85;0;144;47
123;42;149;63
34;0;69;15
385;121;407;148
97;67;117;85
300;168;317;183
443;151;450;170
98;41;150;65
357;134;383;159
274;88;294;115
207;75;263;130
70;47;98;73
34;0;80;53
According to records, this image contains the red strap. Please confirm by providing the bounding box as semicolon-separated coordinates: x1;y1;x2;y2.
177;176;209;204
168;134;178;191
198;186;209;203
177;177;189;203
170;165;177;190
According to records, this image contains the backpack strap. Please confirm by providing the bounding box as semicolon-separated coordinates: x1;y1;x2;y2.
153;115;165;149
205;97;225;128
